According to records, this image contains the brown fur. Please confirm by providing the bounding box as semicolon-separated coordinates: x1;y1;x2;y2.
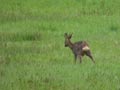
64;33;95;63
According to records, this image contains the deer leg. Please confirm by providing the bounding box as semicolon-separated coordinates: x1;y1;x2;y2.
78;55;82;63
85;50;95;63
74;54;77;64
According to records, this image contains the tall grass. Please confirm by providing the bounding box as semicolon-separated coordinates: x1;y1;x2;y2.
0;0;120;90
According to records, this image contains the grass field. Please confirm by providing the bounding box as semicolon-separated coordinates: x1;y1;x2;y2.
0;0;120;90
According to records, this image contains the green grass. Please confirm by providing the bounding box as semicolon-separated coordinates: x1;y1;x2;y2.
0;0;120;90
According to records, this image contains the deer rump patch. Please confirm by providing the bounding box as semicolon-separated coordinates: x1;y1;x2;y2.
82;46;90;51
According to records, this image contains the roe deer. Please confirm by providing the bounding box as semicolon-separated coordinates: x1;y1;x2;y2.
64;33;95;63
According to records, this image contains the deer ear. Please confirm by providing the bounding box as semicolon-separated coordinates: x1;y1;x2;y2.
68;33;73;39
64;33;68;37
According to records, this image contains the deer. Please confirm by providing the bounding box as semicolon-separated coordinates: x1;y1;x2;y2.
64;33;95;63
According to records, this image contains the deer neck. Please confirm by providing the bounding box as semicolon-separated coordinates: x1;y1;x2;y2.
68;39;74;49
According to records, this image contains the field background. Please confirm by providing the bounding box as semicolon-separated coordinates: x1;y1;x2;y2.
0;0;120;90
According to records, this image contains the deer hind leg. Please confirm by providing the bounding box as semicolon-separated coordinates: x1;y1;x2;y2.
85;50;95;63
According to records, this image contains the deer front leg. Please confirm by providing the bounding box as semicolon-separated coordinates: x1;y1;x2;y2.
74;54;77;64
78;55;82;63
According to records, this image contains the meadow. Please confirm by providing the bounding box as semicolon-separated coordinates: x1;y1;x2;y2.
0;0;120;90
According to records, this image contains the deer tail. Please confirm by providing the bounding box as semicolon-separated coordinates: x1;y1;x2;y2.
82;46;90;51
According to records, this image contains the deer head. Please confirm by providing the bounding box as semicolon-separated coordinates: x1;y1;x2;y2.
64;33;73;47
